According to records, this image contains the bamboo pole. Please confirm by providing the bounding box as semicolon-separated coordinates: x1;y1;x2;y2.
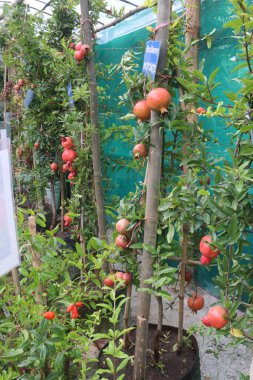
28;216;44;305
133;1;171;378
177;0;200;351
80;0;108;272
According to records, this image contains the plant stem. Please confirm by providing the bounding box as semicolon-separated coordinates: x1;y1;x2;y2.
80;0;108;273
133;1;171;378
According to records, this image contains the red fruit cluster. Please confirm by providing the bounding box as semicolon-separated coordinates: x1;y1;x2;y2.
66;301;84;319
199;235;220;265
14;78;25;95
115;218;131;249
202;305;229;329
61;137;78;185
133;88;171;121
103;271;132;287
73;41;91;62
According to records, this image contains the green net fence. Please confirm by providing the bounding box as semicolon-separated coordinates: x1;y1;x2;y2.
96;0;252;296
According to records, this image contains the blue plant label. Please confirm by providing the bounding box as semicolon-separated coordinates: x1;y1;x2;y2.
67;83;74;107
23;89;35;108
142;41;161;81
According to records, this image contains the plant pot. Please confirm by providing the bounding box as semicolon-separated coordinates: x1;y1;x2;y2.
99;323;200;380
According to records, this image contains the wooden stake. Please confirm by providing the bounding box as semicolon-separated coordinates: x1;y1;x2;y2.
11;268;20;296
60;167;65;233
28;216;44;305
177;0;200;350
80;0;108;272
49;176;57;229
133;1;171;378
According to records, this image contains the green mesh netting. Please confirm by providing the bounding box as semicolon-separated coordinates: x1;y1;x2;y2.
96;0;252;296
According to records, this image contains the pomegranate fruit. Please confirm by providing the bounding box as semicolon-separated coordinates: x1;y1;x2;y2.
34;142;39;149
69;42;76;50
14;84;20;91
146;87;171;114
75;41;83;51
62;149;77;163
133;143;148;159
75;301;84;308
44;311;55;320
133;100;151;122
67;304;75;312
64;214;72;227
115;234;130;249
50;162;58;172
197;107;207;114
121;272;132;284
188;293;204;312
74;50;85;61
104;277;115;287
185;271;192;283
68;172;76;181
201;315;212;327
200;235;220;258
200;255;211;265
18;79;25;86
207;305;229;329
81;44;91;55
61;136;73;149
115;218;130;235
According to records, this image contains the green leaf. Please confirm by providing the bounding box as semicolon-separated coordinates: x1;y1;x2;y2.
143;244;157;255
228;214;238;239
2;348;23;358
167;224;175;244
209;67;220;85
116;357;130;372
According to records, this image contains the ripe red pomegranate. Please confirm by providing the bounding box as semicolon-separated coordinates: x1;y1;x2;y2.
188;293;204;312
61;136;73;149
75;301;84;308
104;277;115;287
185;271;192;283
68;172;76;180
14;84;20;91
75;41;83;51
115;218;130;235
201;315;212;327
64;214;72;227
69;42;76;50
81;44;91;55
133;143;148;159
67;304;75;312
50;162;58;172
200;255;211;265
200;235;220;258
34;142;39;149
146;87;171;114
74;50;85;61
115;234;130;249
62;149;77;163
18;79;25;86
197;107;207;114
133;100;151;122
44;311;55;320
207;305;229;329
115;271;132;285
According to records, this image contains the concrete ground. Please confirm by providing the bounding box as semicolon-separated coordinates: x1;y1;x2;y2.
130;285;251;380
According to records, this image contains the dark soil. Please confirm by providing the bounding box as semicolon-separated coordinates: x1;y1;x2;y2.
99;325;198;380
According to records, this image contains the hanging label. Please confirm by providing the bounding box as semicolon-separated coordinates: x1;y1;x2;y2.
67;83;75;107
142;41;161;81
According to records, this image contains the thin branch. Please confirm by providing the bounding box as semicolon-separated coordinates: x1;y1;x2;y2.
95;5;148;33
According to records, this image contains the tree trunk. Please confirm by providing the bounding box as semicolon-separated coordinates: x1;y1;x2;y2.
133;1;171;378
80;0;108;272
177;0;200;350
50;176;57;229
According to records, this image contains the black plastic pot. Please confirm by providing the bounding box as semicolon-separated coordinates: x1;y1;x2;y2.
99;323;201;380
